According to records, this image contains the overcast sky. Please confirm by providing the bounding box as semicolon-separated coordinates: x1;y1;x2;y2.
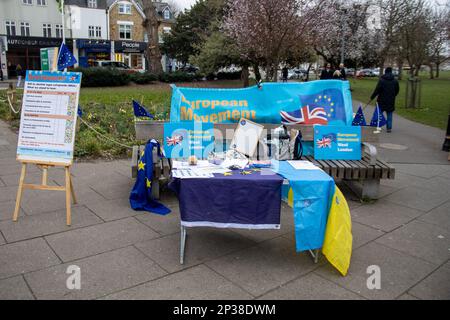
175;0;197;10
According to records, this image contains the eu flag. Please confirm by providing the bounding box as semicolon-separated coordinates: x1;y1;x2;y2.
370;104;387;128
299;89;347;125
130;139;170;215
57;43;77;71
133;100;154;118
77;105;83;118
352;105;367;126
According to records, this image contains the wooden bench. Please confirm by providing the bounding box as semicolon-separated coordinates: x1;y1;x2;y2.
132;121;395;200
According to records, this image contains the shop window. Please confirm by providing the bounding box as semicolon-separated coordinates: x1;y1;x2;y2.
55;24;63;38
37;0;46;5
88;0;97;8
119;24;132;40
95;26;102;38
42;23;52;37
119;3;131;14
6;21;16;36
22;0;33;5
20;22;30;37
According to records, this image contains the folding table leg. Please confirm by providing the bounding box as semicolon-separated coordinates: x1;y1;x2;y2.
180;225;187;265
308;249;320;264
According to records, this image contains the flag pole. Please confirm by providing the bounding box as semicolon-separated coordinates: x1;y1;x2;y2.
61;0;67;72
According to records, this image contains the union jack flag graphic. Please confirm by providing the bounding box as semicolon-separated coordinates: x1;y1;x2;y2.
166;135;183;146
316;137;332;148
280;105;328;125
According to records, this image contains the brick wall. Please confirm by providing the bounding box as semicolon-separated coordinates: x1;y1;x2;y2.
109;3;145;41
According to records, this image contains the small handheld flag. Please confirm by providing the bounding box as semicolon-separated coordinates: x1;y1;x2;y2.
370;103;387;128
57;43;77;71
352;105;367;126
77;105;83;118
133;100;154;118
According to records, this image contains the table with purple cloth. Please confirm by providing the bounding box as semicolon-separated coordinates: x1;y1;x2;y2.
168;168;284;263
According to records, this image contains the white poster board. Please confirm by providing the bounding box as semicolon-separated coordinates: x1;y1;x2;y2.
16;70;82;165
230;118;264;156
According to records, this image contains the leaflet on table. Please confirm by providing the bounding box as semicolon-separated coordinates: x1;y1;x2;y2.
172;168;214;179
16;71;82;165
287;160;322;171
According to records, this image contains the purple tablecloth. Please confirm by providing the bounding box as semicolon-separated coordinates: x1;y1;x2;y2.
169;168;284;229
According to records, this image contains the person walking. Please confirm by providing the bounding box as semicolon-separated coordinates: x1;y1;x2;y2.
16;64;23;88
370;67;399;133
320;63;334;80
281;66;289;82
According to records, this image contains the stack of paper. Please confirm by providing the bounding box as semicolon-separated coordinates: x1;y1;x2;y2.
287;160;321;171
172;168;214;179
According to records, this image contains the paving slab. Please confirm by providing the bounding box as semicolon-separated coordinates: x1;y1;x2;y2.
0;186;22;203
408;264;450;299
259;273;364;300
316;242;436;300
0;200;25;221
134;205;181;236
375;220;450;265
89;180;135;201
418;201;450;232
0;170;61;187
85;197;142;222
102;264;253;300
135;228;257;273
45;217;159;262
0;276;35;300
351;222;385;249
206;236;320;297
351;201;422;232
383;186;450;212
397;293;420;300
393;164;450;179
25;246;167;300
0;206;102;243
0;238;61;279
0;177;5;187
380;172;429;190
0;232;5;245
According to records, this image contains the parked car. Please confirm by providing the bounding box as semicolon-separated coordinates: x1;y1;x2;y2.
178;65;199;74
346;68;355;76
358;68;376;77
93;60;140;73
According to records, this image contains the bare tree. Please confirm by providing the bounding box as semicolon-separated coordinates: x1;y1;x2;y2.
426;7;450;78
142;0;164;74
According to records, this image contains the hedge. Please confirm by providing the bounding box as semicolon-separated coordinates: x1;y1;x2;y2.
73;67;131;87
129;72;158;84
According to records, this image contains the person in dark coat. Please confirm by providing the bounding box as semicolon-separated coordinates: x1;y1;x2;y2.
338;63;347;80
281;66;288;82
320;63;334;80
370;67;399;132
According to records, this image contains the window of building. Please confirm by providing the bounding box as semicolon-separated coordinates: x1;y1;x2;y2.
95;26;102;38
163;9;170;20
119;24;132;40
20;22;30;37
88;0;97;8
55;24;63;38
43;23;52;37
88;26;95;38
119;3;131;14
22;0;33;5
6;21;16;36
37;0;47;5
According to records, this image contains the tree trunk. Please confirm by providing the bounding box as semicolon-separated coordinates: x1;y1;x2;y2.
253;63;261;82
397;63;403;80
429;64;434;79
436;63;440;78
271;61;279;82
142;0;163;74
241;65;249;88
306;63;311;82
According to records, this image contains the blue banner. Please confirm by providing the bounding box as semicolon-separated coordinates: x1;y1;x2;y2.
170;80;353;126
163;122;214;159
314;125;361;160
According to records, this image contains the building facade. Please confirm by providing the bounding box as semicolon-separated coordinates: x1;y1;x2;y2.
107;0;147;71
65;0;111;67
0;0;70;79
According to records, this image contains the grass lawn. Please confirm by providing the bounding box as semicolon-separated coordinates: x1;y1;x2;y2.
348;71;450;130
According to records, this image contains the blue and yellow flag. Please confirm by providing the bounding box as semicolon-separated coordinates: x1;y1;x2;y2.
129;139;170;215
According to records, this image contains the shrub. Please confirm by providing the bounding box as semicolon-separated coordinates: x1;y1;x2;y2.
73;67;131;87
158;71;197;83
129;72;158;84
216;71;242;80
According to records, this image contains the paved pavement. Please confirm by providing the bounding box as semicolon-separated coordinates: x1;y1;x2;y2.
0;112;449;300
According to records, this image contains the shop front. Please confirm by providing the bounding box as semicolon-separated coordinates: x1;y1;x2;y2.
113;40;146;71
76;39;111;68
5;36;73;77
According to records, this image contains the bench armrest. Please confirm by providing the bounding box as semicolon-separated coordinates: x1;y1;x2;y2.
362;142;377;166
